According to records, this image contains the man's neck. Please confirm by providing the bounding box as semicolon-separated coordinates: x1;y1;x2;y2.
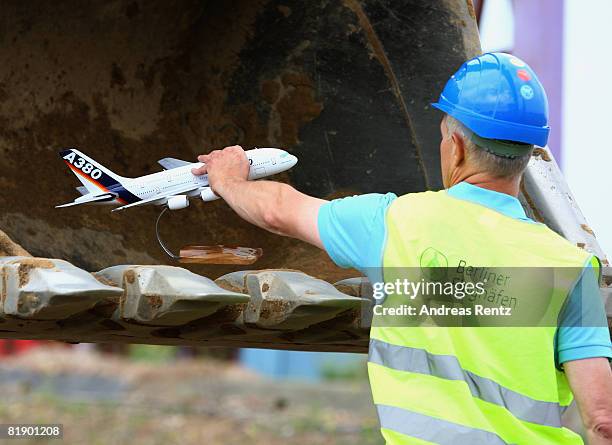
452;173;521;197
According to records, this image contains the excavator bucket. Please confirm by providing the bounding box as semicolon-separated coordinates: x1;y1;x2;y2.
0;1;609;351
0;0;479;277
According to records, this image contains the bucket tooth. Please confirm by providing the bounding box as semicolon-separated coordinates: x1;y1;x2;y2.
95;265;249;326
334;277;374;299
0;257;122;320
218;270;366;330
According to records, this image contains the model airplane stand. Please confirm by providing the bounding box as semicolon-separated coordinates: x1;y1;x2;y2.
155;206;263;265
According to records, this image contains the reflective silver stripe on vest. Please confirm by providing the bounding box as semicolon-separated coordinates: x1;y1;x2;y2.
369;338;562;428
377;404;510;445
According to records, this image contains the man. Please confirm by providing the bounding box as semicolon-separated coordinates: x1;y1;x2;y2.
193;53;612;444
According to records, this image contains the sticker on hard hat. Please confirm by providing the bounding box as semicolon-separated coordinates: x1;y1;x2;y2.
509;57;526;67
520;85;534;100
517;69;531;81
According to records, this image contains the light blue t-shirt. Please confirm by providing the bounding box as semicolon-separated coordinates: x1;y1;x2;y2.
317;182;612;365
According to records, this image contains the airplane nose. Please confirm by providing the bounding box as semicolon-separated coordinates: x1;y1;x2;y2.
289;154;298;167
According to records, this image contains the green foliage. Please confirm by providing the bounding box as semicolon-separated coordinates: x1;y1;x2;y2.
320;358;368;381
129;345;177;363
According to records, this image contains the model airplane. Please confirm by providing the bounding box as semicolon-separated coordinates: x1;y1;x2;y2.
57;147;298;211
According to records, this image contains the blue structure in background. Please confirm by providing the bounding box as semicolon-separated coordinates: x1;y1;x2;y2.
239;349;364;381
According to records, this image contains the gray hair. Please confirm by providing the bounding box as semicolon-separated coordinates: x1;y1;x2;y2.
445;116;533;178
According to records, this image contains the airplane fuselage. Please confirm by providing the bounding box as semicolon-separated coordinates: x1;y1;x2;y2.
124;149;295;203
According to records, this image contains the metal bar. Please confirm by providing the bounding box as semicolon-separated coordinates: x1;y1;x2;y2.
0;260;371;352
0;254;608;349
521;148;608;264
521;147;610;318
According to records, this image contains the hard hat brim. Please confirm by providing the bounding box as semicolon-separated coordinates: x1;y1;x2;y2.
431;99;550;147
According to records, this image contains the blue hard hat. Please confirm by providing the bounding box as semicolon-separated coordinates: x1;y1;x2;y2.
432;52;550;147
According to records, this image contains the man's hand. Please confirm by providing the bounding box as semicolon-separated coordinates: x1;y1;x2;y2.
191;144;326;249
191;145;250;196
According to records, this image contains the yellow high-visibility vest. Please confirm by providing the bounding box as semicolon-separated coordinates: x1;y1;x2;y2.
370;190;598;445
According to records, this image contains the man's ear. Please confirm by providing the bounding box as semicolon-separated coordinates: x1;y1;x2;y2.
450;131;466;168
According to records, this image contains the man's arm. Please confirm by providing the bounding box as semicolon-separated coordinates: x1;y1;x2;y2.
564;358;612;444
557;264;612;444
217;179;326;248
192;145;326;248
194;145;396;275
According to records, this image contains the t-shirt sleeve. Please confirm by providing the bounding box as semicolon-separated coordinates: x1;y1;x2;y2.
556;262;612;365
317;193;397;272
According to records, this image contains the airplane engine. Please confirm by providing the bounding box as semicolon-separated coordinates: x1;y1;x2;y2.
200;187;220;202
167;195;189;210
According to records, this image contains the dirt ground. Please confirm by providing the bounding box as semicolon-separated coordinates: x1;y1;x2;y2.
0;346;380;445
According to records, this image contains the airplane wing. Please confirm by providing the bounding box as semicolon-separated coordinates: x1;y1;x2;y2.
158;157;192;170
111;183;201;212
110;195;168;212
56;192;117;208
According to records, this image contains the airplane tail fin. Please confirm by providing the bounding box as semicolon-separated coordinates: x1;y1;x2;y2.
60;148;125;194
